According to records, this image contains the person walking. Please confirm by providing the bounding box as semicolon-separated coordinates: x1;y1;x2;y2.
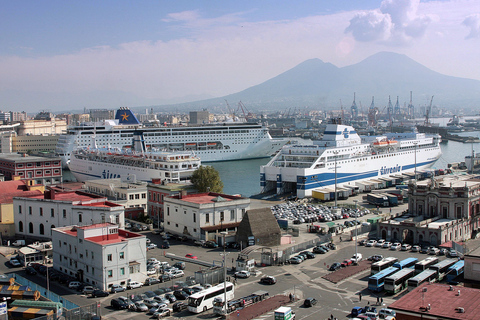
359;292;362;302
381;297;383;305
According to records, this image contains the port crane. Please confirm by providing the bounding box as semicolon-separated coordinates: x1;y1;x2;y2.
424;95;434;125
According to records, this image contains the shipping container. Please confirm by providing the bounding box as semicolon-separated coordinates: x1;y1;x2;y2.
367;193;389;207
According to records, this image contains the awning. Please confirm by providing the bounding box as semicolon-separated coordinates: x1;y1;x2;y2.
201;222;241;232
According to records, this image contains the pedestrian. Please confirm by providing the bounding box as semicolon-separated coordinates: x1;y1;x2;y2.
340;236;342;242
381;297;383;305
359;292;362;301
377;297;380;304
390;208;392;213
367;301;370;306
289;293;293;302
330;314;334;320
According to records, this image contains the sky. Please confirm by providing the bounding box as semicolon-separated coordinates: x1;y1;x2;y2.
1;0;479;113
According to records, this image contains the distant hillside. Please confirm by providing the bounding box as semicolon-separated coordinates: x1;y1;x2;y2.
155;52;480;112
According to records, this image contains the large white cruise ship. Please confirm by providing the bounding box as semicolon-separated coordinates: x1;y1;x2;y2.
56;108;287;168
261;119;442;198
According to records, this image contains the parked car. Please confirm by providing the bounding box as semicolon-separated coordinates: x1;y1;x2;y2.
92;289;109;297
154;307;173;318
145;277;160;286
191;286;205;293
173;290;189;300
185;253;197;259
143;298;159;308
411;245;421;252
159;274;172;283
375;239;386;247
448;249;458;257
234;270;251;279
428;247;440;255
172;301;188;312
390;243;401;250
351;253;363;263
127;281;143;289
161;241;170;249
401;244;412;251
365;240;377;247
313;246;327;254
182;287;195;295
164;293;177;303
303;297;317;307
9;259;21;267
69;281;82;289
368;254;383;262
147;243;157;250
25;266;37;275
133;301;148;312
341;259;353;267
329;262;342;271
83;286;96;295
111;298;129;310
439;248;448;256
288;257;302;264
204;241;218;248
382;241;393;248
260;276;277;285
194;240;206;246
358;239;367;246
173;262;186;270
171;270;185;278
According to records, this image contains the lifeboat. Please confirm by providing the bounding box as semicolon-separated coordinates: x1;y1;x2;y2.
373;140;388;146
387;139;398;145
186;143;196;146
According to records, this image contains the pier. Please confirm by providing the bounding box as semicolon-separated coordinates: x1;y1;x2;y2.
416;125;480;143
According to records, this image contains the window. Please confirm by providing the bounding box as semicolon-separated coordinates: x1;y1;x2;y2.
220;211;224;221
39;224;44;235
119;252;125;259
205;213;209;223
167;207;170;216
91;251;94;259
18;221;23;232
29;206;32;215
79;239;83;243
142;193;146;199
39;208;43;216
63;209;66;218
58;240;61;247
120;267;125;275
108;270;113;278
51;208;54;217
135;194;139;199
193;213;196;223
230;210;235;220
184;210;187;215
18;205;22;214
129;195;134;200
28;222;33;233
92;267;95;275
78;213;82;223
107;254;112;261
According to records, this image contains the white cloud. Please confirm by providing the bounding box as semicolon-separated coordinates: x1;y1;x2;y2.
463;14;480;39
345;0;431;45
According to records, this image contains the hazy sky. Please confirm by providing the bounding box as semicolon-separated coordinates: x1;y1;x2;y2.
1;0;479;112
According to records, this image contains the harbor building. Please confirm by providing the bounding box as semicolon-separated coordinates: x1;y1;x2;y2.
0;153;62;185
0;178;45;238
13;190;125;241
163;192;250;244
147;179;196;223
379;174;480;246
52;223;146;290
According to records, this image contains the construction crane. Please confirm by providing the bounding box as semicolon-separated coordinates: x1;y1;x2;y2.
407;91;415;119
224;99;234;119
350;93;358;119
424;95;434;125
237;101;253;121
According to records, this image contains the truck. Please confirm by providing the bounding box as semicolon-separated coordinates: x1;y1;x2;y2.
384;193;398;206
274;306;295;320
366;193;390;207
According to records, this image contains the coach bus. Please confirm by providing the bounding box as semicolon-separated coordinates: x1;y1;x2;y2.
446;260;464;284
407;269;438;291
368;266;399;292
188;282;234;313
414;257;439;275
371;257;398;275
392;257;418;270
384;268;415;294
429;259;457;281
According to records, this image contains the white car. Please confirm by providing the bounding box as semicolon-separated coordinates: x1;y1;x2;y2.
411;245;421;252
390;242;401;250
375;239;385;247
171;270;185;278
428;247;440;255
351;253;363;263
365;240;377;247
401;244;412;251
234;270;251;279
127;281;143;289
383;241;392;248
69;281;82;289
147;258;159;264
147;268;157;275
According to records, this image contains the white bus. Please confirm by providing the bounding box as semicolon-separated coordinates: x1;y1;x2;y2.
407;269;437;291
414;257;438;275
371;257;399;275
384;268;415;294
188;282;234;313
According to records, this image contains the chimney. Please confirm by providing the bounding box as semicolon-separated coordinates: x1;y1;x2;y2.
44;190;55;200
457;290;461;296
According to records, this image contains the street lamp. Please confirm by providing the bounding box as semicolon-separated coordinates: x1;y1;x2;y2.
414;143;417;179
353;200;358;265
219;231;229;315
334;151;339;208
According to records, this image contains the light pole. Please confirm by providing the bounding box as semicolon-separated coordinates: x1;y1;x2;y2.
219;231;229;315
414;143;417;179
334;151;339;208
353;200;358;265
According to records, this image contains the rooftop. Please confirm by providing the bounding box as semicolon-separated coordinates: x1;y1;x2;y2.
0;180;44;204
58;223;143;245
170;192;245;205
24;190;123;208
415;173;480;190
389;283;480;319
0;153;61;163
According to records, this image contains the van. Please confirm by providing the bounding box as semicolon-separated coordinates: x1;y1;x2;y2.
12;240;25;247
364;311;379;320
173;262;185;270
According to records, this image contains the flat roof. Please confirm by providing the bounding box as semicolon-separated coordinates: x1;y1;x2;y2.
26;191;122;208
428;219;453;228
389;283;480;319
170;192;244;204
0;153;61;163
59;224;143;245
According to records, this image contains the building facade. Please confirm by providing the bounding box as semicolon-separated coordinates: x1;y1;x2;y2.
14;190;125;241
147;179;196;222
163;192;250;243
52;223;146;290
379;175;480;246
0;153;62;185
17;119;67;136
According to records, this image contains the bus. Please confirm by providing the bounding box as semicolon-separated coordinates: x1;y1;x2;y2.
407;269;437;291
188;282;234;313
384;268;415;294
446;260;464;284
429;259;457;281
414;257;439;275
371;257;398;275
368;266;399;292
392;257;418;270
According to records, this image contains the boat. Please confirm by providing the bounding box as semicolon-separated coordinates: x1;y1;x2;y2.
56;107;287;168
260;118;442;198
67;132;201;183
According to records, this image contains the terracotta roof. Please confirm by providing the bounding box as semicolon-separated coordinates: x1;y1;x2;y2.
0;180;43;204
389;283;480;319
201;222;241;232
439;240;464;248
170;192;243;204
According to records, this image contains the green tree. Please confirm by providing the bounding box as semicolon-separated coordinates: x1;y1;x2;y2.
191;165;224;193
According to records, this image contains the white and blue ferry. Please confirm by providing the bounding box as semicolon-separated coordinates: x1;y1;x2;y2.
260;119;442;198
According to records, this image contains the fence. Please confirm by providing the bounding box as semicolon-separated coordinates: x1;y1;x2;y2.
268;234;332;265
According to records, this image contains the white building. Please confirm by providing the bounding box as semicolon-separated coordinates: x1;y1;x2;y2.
14;190;125;240
52;223;147;290
163;192;250;243
83;178;148;213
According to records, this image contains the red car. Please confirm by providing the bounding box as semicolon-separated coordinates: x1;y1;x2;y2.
185;254;198;259
341;259;353;267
